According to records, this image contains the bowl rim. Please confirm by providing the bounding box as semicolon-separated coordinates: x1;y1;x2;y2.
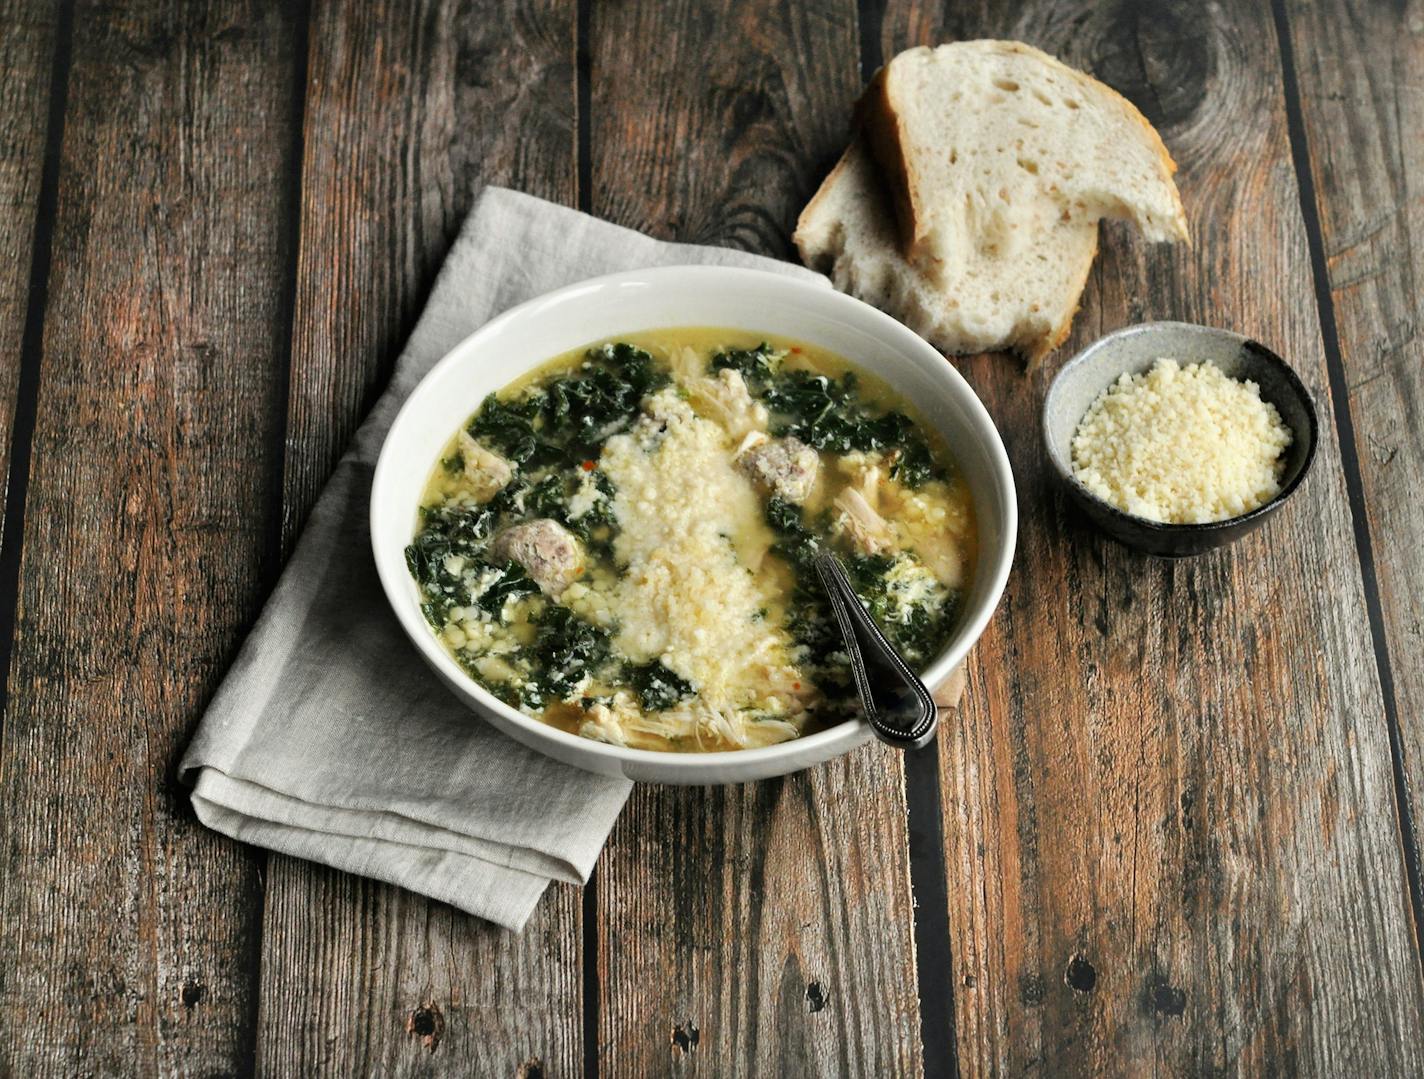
1042;320;1320;535
371;263;1017;776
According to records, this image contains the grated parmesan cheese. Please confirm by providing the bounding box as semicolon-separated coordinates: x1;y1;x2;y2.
595;388;809;748
1070;358;1292;524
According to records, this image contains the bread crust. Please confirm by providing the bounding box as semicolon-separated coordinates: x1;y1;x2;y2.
792;147;852;266
855;65;922;259
1026;227;1098;367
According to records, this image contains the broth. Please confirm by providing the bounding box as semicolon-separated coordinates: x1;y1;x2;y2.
407;328;976;752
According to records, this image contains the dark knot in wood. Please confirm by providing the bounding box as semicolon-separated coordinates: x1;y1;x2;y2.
670;1019;700;1053
1065;955;1098;993
405;1002;445;1053
1090;0;1213;131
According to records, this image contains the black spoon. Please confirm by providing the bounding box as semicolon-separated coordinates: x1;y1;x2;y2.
813;550;939;750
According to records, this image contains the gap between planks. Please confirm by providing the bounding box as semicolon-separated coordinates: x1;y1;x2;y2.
856;1;959;1074
576;4;599;1076
0;0;73;755
1270;0;1424;975
244;0;317;1071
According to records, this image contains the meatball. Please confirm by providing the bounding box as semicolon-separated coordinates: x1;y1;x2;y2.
490;518;583;596
737;434;819;503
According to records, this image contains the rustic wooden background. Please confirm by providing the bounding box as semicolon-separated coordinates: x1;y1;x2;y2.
1;0;1421;1074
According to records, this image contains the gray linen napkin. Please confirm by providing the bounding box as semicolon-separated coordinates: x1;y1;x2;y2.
181;187;826;932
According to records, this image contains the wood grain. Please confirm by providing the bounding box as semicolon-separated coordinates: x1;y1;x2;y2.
880;1;1424;1072
588;2;925;1074
590;0;858;257
255;2;584;1075
3;2;1421;1075
1282;0;1424;918
0;0;59;536
0;0;299;1072
280;0;577;545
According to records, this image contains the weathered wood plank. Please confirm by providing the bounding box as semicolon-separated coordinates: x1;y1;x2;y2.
0;0;300;1072
878;1;1424;1072
1283;0;1424;927
255;2;583;1075
258;872;583;1077
588;2;925;1074
0;0;59;536
280;0;577;544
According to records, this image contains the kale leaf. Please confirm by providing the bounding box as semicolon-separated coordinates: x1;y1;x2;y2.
522;474;568;520
585;342;660;390
470;342;664;468
419;502;497;549
529;606;610;703
761;496;845;682
627;660;695;712
763;371;885;452
891;439;937;489
473;560;540;616
845;553;954;667
762;500;951;674
467;393;553;466
542;343;665;456
755;369;942;488
844;552;896;597
404;504;500;625
495;468;618;559
711;342;780;391
567;473;619;560
765;495;821;570
546;371;638;455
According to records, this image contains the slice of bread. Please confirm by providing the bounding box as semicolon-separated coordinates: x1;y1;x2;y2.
859;40;1187;284
795;137;1099;363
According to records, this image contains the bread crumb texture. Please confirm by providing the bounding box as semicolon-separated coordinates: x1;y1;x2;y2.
1070;359;1292;524
797;40;1185;361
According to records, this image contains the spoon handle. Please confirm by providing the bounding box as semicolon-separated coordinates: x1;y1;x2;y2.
813;551;939;750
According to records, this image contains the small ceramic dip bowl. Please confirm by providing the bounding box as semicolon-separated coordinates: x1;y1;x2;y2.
1042;321;1319;558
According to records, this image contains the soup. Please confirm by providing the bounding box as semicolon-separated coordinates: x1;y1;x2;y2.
406;329;976;752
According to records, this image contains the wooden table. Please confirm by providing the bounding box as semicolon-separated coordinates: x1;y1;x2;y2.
2;0;1422;1074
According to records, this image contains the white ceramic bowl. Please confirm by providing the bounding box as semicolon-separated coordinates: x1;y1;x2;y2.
372;266;1016;784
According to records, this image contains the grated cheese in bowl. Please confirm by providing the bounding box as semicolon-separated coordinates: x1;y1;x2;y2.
1069;358;1293;524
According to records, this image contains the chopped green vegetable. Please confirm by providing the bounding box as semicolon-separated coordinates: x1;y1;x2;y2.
567;473;619;558
739;368;942;489
845;553;954;666
473;560;540;616
763;372;884;450
627;660;695;712
762;500;951;674
760;496;845;690
522;474;568;520
404;504;499;625
527;606;610;703
891;439;937;488
467;393;551;466
471;341;665;468
844;552;896;594
490;467;619;560
711;342;781;390
764;495;820;570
